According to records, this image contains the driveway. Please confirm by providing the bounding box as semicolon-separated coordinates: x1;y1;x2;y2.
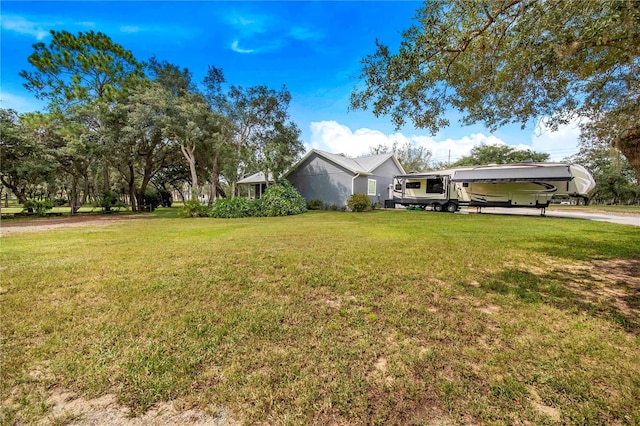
460;207;640;226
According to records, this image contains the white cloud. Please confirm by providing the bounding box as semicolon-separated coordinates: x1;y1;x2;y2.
309;121;519;164
225;11;322;53
531;117;584;161
230;40;254;54
309;120;581;165
289;27;323;41
120;25;141;33
1;15;50;40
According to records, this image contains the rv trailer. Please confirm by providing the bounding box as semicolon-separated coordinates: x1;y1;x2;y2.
392;163;596;214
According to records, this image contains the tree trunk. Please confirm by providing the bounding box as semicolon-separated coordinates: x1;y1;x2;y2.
615;122;640;184
103;164;111;212
128;164;137;212
208;151;220;205
70;176;80;215
180;143;199;200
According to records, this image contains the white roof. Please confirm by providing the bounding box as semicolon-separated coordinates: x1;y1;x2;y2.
237;171;274;184
286;149;405;176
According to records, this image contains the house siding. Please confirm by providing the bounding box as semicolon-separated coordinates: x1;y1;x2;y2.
354;158;403;205
287;155;355;206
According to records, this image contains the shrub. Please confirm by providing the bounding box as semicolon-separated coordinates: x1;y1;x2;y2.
22;199;53;216
158;189;172;207
143;191;162;212
97;191;126;211
182;198;208;217
209;197;254;218
256;180;307;217
207;181;307;219
53;198;67;207
346;194;372;212
307;199;323;210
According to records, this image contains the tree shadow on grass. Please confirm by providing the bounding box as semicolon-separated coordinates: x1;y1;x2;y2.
477;258;640;333
532;231;640;261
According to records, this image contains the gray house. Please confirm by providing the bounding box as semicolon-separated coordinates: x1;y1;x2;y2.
285;149;405;207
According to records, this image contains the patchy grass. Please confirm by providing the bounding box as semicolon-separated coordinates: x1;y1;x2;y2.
1;210;639;425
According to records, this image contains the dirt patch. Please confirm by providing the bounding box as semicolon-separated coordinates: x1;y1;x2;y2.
1;214;156;236
41;389;238;426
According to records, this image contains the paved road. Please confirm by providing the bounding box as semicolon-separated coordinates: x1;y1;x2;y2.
460;207;640;226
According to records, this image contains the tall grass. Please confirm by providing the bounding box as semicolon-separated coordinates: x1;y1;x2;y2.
1;209;639;424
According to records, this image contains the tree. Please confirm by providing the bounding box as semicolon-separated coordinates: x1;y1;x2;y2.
0;109;54;204
251;120;304;184
567;138;639;204
370;141;432;172
451;143;549;167
351;0;640;180
21;110;95;214
206;78;301;196
20;30;144;194
114;81;178;211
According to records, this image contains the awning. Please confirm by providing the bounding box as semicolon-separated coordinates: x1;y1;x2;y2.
451;165;573;183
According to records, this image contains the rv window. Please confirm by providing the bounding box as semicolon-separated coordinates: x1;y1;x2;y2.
395;184;402;190
406;182;421;189
462;182;469;188
426;178;444;194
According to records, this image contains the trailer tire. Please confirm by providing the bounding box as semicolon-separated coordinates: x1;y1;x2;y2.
445;202;457;213
433;203;443;212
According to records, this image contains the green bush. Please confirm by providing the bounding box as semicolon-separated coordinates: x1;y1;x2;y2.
307;199;323;210
209;197;254;218
53;198;67;207
182;198;208;217
158;189;172;207
22;199;53;216
207;181;307;219
143;191;162;212
97;190;126;211
346;194;372;212
256;180;307;217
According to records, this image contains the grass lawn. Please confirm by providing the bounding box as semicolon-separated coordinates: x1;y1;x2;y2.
1;209;639;424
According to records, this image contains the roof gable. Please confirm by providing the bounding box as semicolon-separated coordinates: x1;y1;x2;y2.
286;149;404;176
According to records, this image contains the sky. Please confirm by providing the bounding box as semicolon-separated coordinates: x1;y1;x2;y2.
1;1;583;164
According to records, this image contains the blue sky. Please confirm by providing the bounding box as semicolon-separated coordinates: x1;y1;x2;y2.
1;1;582;163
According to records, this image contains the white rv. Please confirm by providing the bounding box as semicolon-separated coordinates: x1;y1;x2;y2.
392;163;596;213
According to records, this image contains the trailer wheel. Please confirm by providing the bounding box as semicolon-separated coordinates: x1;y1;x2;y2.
433;203;443;212
445;202;457;213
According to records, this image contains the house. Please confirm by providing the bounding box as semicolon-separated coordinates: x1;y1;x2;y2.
285;149;405;207
237;171;273;199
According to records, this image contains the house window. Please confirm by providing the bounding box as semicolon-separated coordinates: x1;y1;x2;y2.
406;181;421;189
367;179;376;195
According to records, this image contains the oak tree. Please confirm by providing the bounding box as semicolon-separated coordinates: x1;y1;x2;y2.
351;0;640;179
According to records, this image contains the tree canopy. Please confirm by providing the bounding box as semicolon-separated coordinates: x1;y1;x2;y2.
351;0;640;179
8;30;305;211
451;143;549;167
369;141;433;172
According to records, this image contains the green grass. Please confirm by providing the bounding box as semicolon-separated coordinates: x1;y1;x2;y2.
1;209;639;424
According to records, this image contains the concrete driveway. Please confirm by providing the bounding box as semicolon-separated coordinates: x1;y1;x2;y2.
460;207;640;226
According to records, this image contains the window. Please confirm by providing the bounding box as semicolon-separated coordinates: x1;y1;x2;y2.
367;179;376;195
406;181;421;189
426;178;444;194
